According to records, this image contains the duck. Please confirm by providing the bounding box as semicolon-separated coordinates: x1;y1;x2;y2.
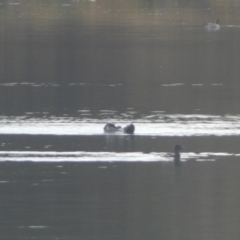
123;123;135;134
174;144;183;165
104;123;122;133
205;19;220;32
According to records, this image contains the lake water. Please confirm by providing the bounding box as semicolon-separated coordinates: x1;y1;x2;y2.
1;0;240;239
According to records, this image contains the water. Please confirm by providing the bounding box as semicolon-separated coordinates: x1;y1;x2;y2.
2;160;240;240
1;0;240;239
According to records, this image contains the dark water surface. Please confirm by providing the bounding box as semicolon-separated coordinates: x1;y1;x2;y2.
1;0;240;239
2;160;240;240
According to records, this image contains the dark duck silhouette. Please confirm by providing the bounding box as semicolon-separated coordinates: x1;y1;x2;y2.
173;144;183;165
104;123;122;133
123;123;135;134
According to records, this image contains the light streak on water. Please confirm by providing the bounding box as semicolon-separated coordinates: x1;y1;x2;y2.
0;151;238;162
0;114;240;136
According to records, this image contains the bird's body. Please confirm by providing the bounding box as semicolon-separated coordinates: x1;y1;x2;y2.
104;123;122;133
205;19;220;32
174;144;183;165
123;123;135;134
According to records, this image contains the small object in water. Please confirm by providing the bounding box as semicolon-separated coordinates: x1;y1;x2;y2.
104;123;122;133
123;123;135;134
205;19;220;32
174;144;183;164
174;144;183;157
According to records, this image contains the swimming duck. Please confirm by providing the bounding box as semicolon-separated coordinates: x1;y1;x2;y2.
123;123;135;134
174;144;183;157
104;123;122;133
174;144;183;164
205;19;220;32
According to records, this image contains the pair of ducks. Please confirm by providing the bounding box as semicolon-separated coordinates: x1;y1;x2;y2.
104;123;135;134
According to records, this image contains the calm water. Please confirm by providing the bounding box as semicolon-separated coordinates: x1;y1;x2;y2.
2;160;240;240
1;0;240;239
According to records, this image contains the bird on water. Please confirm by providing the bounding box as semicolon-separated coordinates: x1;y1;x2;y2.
103;123;122;133
205;19;220;32
104;123;135;134
173;144;183;165
123;123;135;134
